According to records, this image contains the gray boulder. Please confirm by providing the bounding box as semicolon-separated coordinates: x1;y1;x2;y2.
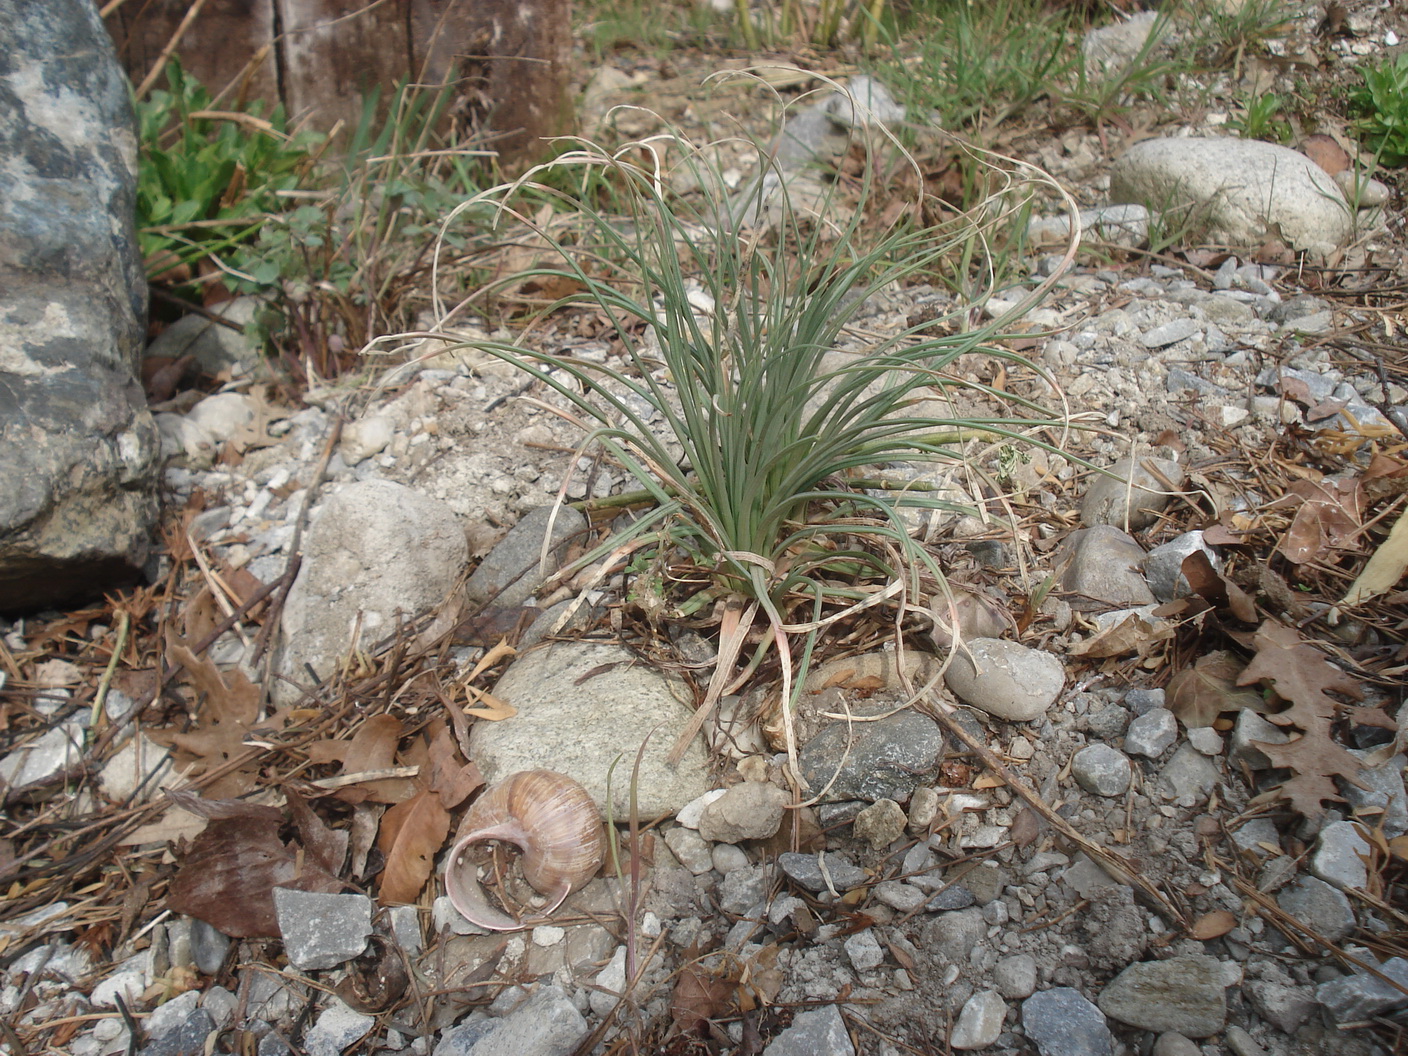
1110;137;1355;252
0;0;158;611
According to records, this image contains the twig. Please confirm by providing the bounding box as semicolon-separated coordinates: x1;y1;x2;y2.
133;0;213;99
922;692;1186;926
92;611;130;731
252;414;343;666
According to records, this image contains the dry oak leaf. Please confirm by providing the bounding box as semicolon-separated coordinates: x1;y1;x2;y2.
148;642;261;796
1238;621;1377;820
376;786;451;905
306;713;417;804
1271;477;1364;564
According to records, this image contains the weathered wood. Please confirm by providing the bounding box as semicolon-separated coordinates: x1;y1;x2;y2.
103;0;572;164
277;0;409;133
107;0;279;106
409;0;573;165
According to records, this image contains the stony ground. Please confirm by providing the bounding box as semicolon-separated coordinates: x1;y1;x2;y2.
3;3;1408;1056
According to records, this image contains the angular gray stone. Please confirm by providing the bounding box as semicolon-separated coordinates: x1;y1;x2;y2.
1316;956;1408;1023
1141;318;1201;349
718;865;766;915
303;1001;374;1056
920;907;988;964
1229;709;1290;770
798;705;943;802
950;989;1007;1049
1071;744;1132;797
1244;979;1316;1033
778;852;867;893
1097;955;1228;1038
1341;751;1408;838
275;481;468;703
1110;138;1355;251
1021;988;1113;1056
464;505;586;610
943;638;1065;722
698;781;789;843
844;928;884;972
1080;457;1187;532
1057;526;1156;610
1158;744;1221;802
662;827;713;875
1125;708;1178;758
1276;876;1355;944
471;640;709;819
435;984;587;1056
1083;10;1168;74
272;889;373;971
0;0;159;611
1142;531;1219;603
1311;820;1370;890
762;1004;854;1056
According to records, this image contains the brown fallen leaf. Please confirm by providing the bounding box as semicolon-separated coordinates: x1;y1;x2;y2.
1189;910;1237;940
306;714;417;804
1270;477;1364;565
147;639;262;798
669;950;735;1037
1182;551;1257;623
426;722;483;811
377;786;451;905
1069;611;1175;658
164;792;344;937
1300;133;1350;176
1238;622;1379;820
1167;650;1266;728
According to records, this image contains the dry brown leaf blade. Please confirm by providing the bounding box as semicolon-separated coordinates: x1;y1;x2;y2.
1237;622;1378;820
1167;650;1265;728
165;809;344;937
426;724;483;811
376;787;451;905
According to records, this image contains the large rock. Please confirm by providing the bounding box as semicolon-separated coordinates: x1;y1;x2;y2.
0;0;158;611
275;481;467;702
1109;137;1355;252
470;640;710;819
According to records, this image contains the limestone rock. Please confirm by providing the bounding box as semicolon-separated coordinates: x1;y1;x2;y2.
0;0;159;611
471;640;709;819
944;638;1065;722
1110;137;1355;252
275;480;467;702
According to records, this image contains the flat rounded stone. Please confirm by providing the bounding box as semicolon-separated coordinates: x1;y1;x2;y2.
944;639;1065;722
1096;954;1228;1038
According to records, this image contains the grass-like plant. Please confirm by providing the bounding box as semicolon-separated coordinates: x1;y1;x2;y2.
384;89;1077;781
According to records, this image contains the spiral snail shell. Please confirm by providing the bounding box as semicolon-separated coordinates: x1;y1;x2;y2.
444;769;606;931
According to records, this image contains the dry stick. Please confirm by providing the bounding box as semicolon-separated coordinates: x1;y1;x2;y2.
133;0;212;99
922;693;1186;927
252;415;343;667
1225;869;1408;1001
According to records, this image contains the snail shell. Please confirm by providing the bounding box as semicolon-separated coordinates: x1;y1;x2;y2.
444;769;605;931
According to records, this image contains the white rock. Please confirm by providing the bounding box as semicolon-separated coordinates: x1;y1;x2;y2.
1110;137;1354;251
186;392;255;444
950;989;1008;1049
944;639;1065;722
339;414;395;465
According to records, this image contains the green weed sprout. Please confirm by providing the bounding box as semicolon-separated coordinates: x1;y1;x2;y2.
380;84;1078;783
1351;53;1408;167
135;57;324;277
